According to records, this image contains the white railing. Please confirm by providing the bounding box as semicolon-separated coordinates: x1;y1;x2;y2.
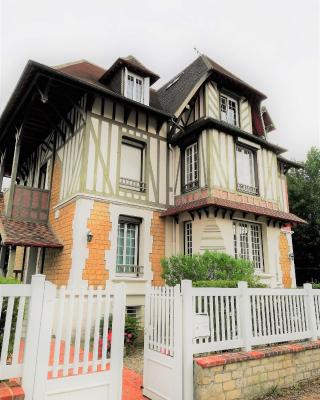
0;275;126;400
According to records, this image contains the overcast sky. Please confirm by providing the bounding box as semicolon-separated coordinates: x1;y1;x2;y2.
0;0;319;161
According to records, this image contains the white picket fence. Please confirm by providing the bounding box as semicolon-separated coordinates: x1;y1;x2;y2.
144;280;320;400
0;275;126;400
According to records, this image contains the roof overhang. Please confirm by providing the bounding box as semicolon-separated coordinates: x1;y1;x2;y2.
161;197;306;225
277;156;304;170
170;116;287;155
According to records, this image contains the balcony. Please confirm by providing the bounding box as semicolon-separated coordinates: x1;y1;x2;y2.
4;185;50;222
116;264;144;278
237;183;259;196
119;177;146;192
182;180;199;194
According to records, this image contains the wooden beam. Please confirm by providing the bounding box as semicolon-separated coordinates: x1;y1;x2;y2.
196;210;202;220
0;148;7;191
230;210;235;220
6;126;23;217
188;211;195;221
203;207;209;218
173;215;179;224
47;102;74;133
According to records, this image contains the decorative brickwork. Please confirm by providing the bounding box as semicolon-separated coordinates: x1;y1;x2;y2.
82;201;110;286
43;158;75;286
279;232;292;288
150;211;165;286
195;341;320;400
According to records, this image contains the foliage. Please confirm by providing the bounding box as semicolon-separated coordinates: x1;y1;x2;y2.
312;282;320;289
0;277;21;357
193;280;267;288
287;147;320;284
161;251;262;287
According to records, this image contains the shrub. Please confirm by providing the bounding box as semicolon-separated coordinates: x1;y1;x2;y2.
0;277;21;357
193;280;267;288
312;282;320;289
161;251;262;287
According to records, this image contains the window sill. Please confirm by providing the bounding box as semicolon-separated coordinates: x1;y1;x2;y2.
113;276;148;282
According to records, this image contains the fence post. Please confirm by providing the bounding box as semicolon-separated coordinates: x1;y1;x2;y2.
174;284;183;400
304;283;318;341
181;280;193;400
238;281;252;352
110;283;126;400
21;275;46;400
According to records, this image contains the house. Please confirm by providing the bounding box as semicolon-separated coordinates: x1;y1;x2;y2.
0;54;305;315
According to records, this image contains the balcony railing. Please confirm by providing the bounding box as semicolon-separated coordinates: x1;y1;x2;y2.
116;264;144;278
182;180;199;193
119;177;146;192
237;183;259;196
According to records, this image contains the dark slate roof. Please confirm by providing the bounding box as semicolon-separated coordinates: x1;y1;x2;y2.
99;55;160;85
161;196;307;224
157;55;267;115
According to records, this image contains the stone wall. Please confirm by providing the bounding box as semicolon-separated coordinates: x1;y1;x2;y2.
195;341;320;400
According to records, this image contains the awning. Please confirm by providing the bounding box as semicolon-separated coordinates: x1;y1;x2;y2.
161;197;306;225
0;217;63;248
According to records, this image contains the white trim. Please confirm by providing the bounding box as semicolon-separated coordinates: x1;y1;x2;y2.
220;93;239;127
237;137;261;150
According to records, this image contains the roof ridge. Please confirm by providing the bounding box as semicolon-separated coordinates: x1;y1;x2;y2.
54;59;105;71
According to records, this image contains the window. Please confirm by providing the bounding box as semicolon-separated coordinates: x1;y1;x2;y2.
236;145;259;195
220;94;239;126
38;163;48;190
120;137;146;192
116;216;143;276
184;221;193;256
233;220;264;271
126;72;144;103
182;142;199;192
126;306;141;321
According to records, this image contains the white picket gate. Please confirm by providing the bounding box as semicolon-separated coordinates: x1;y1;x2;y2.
143;285;183;400
0;275;126;400
144;280;320;400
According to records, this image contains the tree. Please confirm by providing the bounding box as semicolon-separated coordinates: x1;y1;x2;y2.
287;147;320;284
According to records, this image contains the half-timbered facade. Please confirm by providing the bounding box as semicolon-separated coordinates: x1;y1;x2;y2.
0;54;305;312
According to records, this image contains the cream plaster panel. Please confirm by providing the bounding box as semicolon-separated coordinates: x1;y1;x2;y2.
109;124;119;193
68;198;94;288
239;99;253;134
149;137;158;203
159;141;167;204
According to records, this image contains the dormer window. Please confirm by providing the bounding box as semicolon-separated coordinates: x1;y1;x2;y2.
220;94;239;126
124;70;147;103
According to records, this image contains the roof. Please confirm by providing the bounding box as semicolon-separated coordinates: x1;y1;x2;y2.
99;55;160;85
161;196;306;224
0;217;63;248
157;54;267;115
277;156;304;169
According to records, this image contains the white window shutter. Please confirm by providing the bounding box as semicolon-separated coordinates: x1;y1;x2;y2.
143;77;150;105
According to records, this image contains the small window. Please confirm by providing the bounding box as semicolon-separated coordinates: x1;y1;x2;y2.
126;306;141;321
120;137;146;192
236;145;259;195
233;220;264;271
182;142;199;193
126;72;144;103
184;221;193;256
116;216;143;277
220;94;239;126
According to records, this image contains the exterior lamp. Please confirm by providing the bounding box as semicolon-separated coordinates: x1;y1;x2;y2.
87;231;93;243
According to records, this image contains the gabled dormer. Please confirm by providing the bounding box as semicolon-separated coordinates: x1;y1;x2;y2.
99;55;159;106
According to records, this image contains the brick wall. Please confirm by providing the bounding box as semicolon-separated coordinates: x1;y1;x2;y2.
43;158;75;286
279;232;292;288
150;211;165;286
195;341;320;400
82;201;110;286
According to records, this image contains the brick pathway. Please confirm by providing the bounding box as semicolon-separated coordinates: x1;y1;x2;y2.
122;368;148;400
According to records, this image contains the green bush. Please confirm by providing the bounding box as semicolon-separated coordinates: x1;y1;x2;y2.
193;280;267;288
312;283;320;289
0;277;21;357
161;251;262;287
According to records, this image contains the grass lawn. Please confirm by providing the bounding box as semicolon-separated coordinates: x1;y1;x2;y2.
257;377;320;400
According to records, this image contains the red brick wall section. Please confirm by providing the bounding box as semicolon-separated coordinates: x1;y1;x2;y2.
150;212;165;286
43;158;75;286
0;382;24;400
82;201;110;287
279;232;292;288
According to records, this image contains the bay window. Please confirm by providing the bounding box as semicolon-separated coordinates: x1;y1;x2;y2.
120;137;146;192
233;220;264;271
236;145;259;195
220;94;239;126
182;142;199;193
116;216;143;277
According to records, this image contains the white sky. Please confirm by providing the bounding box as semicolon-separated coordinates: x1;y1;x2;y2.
0;0;319;161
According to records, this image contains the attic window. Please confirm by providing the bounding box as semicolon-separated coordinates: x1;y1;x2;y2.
125;71;144;103
165;73;183;90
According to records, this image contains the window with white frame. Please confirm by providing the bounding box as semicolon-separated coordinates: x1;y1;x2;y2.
236;145;259;195
220;94;239;126
116;216;143;276
120;137;146;192
233;220;264;271
184;221;193;256
183;142;198;192
125;72;144;103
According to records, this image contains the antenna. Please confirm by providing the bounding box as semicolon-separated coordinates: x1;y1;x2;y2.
193;47;202;56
